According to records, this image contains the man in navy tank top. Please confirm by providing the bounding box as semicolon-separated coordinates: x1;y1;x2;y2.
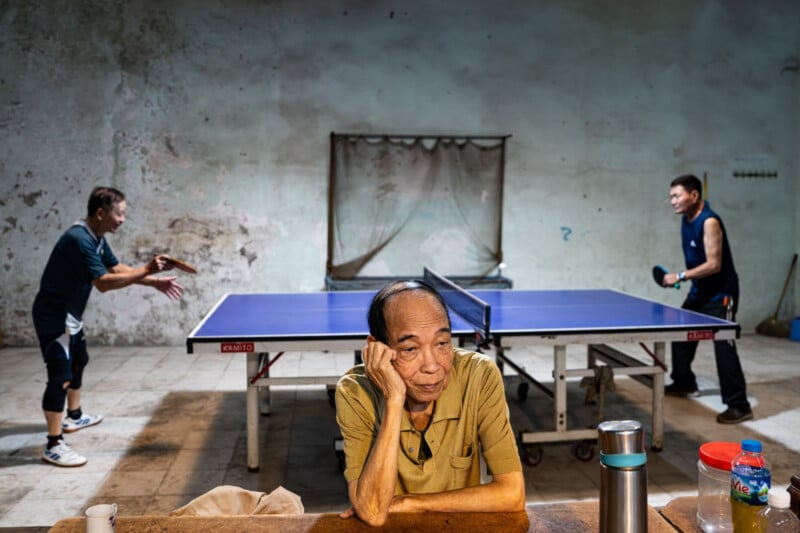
661;174;752;424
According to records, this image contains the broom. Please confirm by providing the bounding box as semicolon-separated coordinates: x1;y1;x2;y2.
755;253;797;337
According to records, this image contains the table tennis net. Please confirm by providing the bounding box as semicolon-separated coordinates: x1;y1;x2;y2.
423;267;491;341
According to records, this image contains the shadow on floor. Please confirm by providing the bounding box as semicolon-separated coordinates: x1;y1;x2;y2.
0;424;49;468
73;374;800;518
82;388;349;517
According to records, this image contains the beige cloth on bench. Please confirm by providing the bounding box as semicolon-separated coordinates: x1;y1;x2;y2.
170;485;304;516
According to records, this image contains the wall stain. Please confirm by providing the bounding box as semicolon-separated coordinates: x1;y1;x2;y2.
129;214;267;290
165;214;228;241
240;247;257;266
377;182;397;200
44;203;60;219
3;216;17;234
165;135;178;157
21;190;43;207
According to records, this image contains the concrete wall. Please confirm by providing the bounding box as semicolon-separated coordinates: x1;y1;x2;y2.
1;0;798;345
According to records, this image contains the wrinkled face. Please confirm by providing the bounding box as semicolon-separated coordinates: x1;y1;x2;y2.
669;185;699;216
383;291;454;409
98;200;126;234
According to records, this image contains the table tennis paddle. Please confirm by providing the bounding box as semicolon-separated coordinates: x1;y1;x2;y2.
164;256;198;274
652;265;679;289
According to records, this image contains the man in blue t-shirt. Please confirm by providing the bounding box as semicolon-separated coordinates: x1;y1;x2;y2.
33;186;185;466
661;174;752;424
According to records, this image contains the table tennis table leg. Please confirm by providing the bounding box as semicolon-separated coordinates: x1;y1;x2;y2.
246;352;261;472
554;345;567;432
651;342;665;451
258;352;271;415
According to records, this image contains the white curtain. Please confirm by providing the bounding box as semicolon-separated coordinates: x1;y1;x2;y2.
327;134;506;280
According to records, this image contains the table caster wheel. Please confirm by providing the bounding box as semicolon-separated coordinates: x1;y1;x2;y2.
523;444;543;467
573;440;595;462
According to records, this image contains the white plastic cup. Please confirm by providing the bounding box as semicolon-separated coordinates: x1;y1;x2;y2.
85;503;116;533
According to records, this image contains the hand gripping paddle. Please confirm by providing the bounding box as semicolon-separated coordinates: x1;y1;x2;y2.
652;265;679;289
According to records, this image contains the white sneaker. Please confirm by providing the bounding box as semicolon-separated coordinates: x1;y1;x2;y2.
42;440;87;467
62;413;103;433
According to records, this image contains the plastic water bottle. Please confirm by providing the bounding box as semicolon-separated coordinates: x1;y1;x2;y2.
730;439;770;532
758;488;800;532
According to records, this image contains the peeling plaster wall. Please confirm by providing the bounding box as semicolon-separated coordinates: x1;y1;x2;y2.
1;0;798;345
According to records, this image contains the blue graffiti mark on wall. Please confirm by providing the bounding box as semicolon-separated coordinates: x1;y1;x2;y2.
561;226;572;241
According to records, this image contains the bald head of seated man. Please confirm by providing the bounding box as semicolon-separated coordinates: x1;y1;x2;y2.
335;280;525;526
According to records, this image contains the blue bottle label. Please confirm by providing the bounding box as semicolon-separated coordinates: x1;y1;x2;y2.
730;466;770;505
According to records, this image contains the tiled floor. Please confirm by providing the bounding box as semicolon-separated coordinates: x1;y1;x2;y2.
1;334;798;529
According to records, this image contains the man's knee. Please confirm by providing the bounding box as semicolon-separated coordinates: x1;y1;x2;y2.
43;358;71;412
69;332;89;389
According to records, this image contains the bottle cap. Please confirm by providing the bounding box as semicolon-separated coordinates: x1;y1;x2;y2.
698;442;739;471
597;420;644;455
741;439;762;453
767;488;790;509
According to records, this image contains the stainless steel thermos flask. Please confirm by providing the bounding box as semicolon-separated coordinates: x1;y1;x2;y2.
598;420;648;533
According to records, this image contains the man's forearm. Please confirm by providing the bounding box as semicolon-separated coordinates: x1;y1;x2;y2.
135;275;161;288
93;265;153;292
392;471;526;514
350;400;404;526
109;263;162;288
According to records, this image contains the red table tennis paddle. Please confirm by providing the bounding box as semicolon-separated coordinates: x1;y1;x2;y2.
652;265;679;289
164;256;198;274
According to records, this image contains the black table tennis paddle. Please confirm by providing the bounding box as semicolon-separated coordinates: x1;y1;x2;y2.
652;265;680;289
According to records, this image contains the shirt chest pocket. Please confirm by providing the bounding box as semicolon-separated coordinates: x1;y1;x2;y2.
448;444;476;487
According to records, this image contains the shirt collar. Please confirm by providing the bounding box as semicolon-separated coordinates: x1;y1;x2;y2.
73;219;99;241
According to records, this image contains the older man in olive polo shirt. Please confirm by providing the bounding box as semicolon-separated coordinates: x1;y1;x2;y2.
335;280;525;527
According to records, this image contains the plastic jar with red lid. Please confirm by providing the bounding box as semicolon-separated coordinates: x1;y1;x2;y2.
697;441;740;532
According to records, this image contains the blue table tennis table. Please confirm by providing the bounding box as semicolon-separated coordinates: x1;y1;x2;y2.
187;277;739;471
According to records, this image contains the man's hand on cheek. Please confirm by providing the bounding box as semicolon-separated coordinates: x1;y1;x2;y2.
363;339;407;403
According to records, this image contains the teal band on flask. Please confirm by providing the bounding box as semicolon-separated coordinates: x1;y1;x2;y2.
600;452;647;468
